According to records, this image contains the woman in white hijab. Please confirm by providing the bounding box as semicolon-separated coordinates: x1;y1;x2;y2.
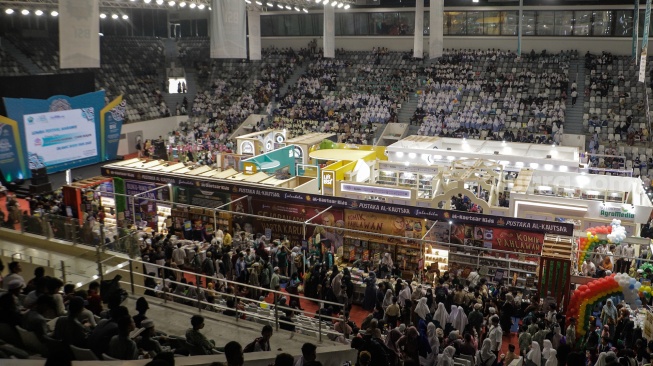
476;338;497;366
451;305;469;331
545;349;558;366
425;322;440;366
541;340;553;360
382;289;393;310
438;346;456;366
448;305;460;325
527;341;542;366
434;302;449;327
415;297;431;321
595;352;608;366
399;283;412;307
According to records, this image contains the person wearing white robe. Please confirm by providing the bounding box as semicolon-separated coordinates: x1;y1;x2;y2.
541;340;553;361
527;341;542;366
425;322;440;366
438;346;456;366
433;303;449;327
415;297;431;321
545;349;558;366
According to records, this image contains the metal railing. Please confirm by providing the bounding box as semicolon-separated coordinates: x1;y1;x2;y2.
111;257;346;342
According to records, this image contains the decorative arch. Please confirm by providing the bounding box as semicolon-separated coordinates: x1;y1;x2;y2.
577;225;612;270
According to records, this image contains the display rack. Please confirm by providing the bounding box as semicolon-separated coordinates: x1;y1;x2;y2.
343;237;421;278
156;204;171;233
449;251;538;290
424;245;449;272
100;196;117;227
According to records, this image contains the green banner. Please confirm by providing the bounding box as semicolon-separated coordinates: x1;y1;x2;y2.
113;177;126;220
634;0;640;60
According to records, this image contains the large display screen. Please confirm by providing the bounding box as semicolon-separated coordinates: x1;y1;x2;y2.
23;108;98;168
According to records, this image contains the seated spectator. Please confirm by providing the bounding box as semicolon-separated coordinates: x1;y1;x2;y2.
137;319;165;357
108;315;139;360
53;296;89;348
23;294;56;340
274;353;295;366
244;325;273;353
87;281;103;315
133;296;150;328
87;302;130;357
24;266;45;294
185;315;217;355
2;261;25;290
295;343;318;366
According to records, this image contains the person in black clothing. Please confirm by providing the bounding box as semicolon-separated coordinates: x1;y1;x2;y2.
279;309;296;332
351;335;390;366
133;297;150;328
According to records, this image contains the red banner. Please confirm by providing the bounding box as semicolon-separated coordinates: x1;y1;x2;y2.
450;224;544;259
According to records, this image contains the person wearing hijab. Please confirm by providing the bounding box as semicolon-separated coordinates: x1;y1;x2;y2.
362;272;377;311
434;303;449;328
477;338;497;366
438;346;456;366
542;340;553;361
397;326;421;365
601;299;617;327
415;297;431;322
399;282;411;307
595;352;609;366
385;328;403;361
425;323;440;366
450;305;468;332
501;293;515;335
382;289;394;311
380;253;393;279
527;341;542;366
545;349;558;366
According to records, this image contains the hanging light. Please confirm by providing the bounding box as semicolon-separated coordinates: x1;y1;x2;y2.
198;3;205;8
35;9;44;16
337;2;343;7
189;2;196;8
245;0;251;3
302;8;308;12
255;1;263;5
100;13;107;18
144;0;152;3
277;4;284;8
111;13;119;19
51;10;58;16
179;1;187;7
294;6;300;11
21;9;29;15
156;0;164;4
344;4;350;9
5;8;14;14
168;1;176;6
122;14;129;19
285;5;292;9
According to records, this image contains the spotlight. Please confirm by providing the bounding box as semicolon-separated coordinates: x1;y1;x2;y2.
344;4;350;8
198;3;205;8
21;9;29;15
256;1;263;5
122;14;129;19
156;0;164;4
100;13;107;18
245;0;251;3
189;2;196;8
51;10;58;16
144;0;152;3
277;4;284;8
35;9;43;16
168;1;176;5
331;1;337;6
179;1;186;7
302;8;308;12
285;5;292;9
111;13;119;19
337;2;343;7
294;6;300;11
267;2;274;5
5;8;13;14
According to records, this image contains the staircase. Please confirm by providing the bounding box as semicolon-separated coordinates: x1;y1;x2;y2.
277;62;308;101
564;60;586;136
162;71;198;115
397;91;419;124
1;39;43;74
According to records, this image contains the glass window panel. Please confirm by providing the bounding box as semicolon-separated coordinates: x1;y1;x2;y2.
615;10;633;37
424;11;430;35
574;10;592;36
337;13;355;36
284;14;300;36
467;11;483;35
521;11;536;36
370;12;384;34
483;11;500;35
354;13;369;35
554;11;573;36
261;14;284;36
449;12;466;35
536;11;554;35
400;12;415;35
637;10;652;37
501;11;518;36
592;11;613;36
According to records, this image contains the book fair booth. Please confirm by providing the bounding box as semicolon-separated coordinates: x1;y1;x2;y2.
96;132;653;310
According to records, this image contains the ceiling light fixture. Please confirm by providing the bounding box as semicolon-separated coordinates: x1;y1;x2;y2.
51;10;58;16
144;0;152;3
267;2;274;6
198;3;205;8
337;2;343;7
5;8;13;14
255;1;263;5
285;5;292;9
21;9;29;15
294;6;300;11
111;13;119;19
35;9;43;16
331;1;337;6
344;4;350;8
302;7;308;12
179;1;187;7
100;13;107;18
156;0;164;4
168;1;176;6
189;2;196;8
277;4;284;8
122;14;129;19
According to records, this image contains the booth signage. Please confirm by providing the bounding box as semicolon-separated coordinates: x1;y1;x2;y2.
599;204;635;220
341;183;412;199
101;166;574;236
241;141;254;155
322;171;334;188
243;162;258;175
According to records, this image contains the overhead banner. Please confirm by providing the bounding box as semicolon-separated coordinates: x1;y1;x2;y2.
413;0;424;58
101;165;575;236
323;4;335;58
344;209;426;243
58;0;100;69
248;10;262;61
641;0;651;82
449;223;545;260
210;0;247;59
100;96;125;162
429;0;443;59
